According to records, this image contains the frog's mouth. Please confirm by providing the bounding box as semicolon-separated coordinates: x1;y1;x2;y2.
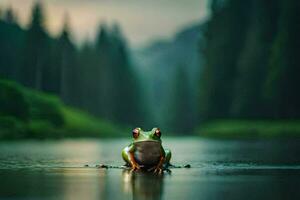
133;140;160;144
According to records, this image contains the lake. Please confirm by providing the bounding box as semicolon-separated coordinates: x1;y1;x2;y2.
1;137;300;200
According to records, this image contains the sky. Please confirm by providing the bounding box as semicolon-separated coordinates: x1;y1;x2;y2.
0;0;209;47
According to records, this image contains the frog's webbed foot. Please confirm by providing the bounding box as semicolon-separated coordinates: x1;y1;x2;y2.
129;151;142;171
153;166;163;174
130;162;141;171
152;156;165;174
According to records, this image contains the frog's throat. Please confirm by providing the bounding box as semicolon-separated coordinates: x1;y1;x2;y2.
133;140;161;144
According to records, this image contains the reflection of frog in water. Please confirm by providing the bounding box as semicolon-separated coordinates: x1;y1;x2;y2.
122;169;164;200
122;128;172;173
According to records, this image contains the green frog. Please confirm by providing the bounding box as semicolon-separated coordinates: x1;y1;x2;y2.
122;127;172;173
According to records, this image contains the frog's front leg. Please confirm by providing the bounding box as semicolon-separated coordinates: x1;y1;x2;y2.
121;145;140;170
164;149;172;166
154;148;172;174
153;155;165;174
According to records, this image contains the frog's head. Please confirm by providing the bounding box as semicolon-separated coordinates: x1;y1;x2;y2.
132;127;162;144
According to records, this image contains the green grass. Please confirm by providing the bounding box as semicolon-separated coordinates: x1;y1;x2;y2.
0;79;123;139
196;119;300;139
62;107;122;137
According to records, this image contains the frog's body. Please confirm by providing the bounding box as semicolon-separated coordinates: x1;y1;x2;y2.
122;128;171;172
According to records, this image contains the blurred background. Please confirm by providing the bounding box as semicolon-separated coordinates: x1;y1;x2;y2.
0;0;299;139
1;1;300;200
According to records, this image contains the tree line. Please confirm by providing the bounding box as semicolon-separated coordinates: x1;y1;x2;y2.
0;2;145;127
2;0;298;134
199;0;300;122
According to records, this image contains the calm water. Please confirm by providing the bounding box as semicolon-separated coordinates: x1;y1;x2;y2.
1;137;300;200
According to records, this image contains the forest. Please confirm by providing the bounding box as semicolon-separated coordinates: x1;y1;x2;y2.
0;0;299;138
2;2;300;200
0;2;145;138
198;0;300;137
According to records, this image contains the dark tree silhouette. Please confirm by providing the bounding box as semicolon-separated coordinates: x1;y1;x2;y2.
199;0;300;122
21;2;50;90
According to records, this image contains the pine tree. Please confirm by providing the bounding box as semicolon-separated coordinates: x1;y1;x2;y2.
21;2;50;90
55;15;78;105
198;0;251;121
92;23;144;126
0;7;25;81
93;24;112;117
265;0;300;118
231;0;279;118
110;24;143;125
4;6;17;24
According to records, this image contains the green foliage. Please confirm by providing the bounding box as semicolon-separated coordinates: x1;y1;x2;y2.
62;107;122;137
27;120;64;139
91;24;143;125
0;79;65;139
0;13;25;80
21;2;51;90
232;0;279;118
0;2;144;128
4;6;17;24
30;2;45;29
24;89;65;127
0;116;27;139
265;0;300;118
198;0;252;121
0;79;122;140
0;80;29;120
199;0;300;124
197;120;300;139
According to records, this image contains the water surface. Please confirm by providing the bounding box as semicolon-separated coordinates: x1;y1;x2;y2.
1;138;300;200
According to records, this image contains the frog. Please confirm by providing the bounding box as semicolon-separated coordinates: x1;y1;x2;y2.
122;127;172;173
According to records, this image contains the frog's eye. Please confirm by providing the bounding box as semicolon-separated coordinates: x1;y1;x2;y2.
155;128;161;138
132;128;140;139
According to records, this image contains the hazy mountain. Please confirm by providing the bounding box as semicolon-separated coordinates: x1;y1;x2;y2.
132;23;204;130
133;23;203;80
